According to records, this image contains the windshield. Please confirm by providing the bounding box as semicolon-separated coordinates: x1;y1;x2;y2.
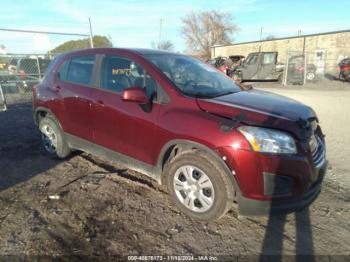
144;54;241;98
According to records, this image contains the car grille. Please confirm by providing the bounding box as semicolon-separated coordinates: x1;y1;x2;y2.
310;135;326;168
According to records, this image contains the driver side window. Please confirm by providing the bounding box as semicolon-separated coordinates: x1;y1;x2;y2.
245;55;258;65
100;55;157;99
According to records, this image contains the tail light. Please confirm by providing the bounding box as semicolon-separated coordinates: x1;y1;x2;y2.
341;64;350;71
297;66;305;72
218;65;228;74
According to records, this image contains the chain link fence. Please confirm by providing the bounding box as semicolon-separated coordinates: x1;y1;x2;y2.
0;54;53;110
283;50;344;86
0;26;93;111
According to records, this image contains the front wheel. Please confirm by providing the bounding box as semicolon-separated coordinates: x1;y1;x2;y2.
231;71;242;83
164;150;235;221
39;117;71;159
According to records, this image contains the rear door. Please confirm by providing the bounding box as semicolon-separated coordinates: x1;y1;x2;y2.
257;52;278;79
57;55;95;142
91;54;161;165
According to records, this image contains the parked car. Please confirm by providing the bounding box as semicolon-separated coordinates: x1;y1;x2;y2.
226;55;245;75
8;57;51;79
230;52;282;81
338;58;350;82
33;48;327;221
286;55;317;84
8;57;51;91
207;56;230;75
231;52;316;83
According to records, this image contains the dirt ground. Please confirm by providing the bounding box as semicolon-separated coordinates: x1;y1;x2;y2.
0;80;350;259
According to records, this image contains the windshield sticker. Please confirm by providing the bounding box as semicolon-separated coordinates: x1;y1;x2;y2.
112;68;131;75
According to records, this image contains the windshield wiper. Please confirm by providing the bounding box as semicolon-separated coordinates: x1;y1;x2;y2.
183;92;213;99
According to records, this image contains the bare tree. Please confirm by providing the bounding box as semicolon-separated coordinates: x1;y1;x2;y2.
264;34;276;40
151;40;174;51
181;10;238;59
0;44;6;55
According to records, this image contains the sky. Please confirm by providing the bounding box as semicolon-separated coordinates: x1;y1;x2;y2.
0;0;349;54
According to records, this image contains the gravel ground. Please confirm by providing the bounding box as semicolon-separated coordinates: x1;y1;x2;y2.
0;81;349;259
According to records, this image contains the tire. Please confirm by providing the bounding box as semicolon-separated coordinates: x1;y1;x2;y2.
39;117;71;159
164;150;235;221
306;71;316;82
277;73;283;83
232;72;242;83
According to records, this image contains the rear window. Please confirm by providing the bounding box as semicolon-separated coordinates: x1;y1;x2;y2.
66;55;95;85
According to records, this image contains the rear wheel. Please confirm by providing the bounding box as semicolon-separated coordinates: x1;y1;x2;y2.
39;117;71;159
164;150;235;221
306;71;316;82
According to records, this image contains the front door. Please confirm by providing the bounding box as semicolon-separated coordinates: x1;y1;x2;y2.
91;54;160;165
257;52;278;79
241;53;259;80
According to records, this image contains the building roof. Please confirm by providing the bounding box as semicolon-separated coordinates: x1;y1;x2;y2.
212;29;350;48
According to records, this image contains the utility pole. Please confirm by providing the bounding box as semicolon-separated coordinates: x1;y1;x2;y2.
259;27;263;52
88;17;94;48
158;18;163;48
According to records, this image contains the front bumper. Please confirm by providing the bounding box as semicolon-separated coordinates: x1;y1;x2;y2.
237;159;327;216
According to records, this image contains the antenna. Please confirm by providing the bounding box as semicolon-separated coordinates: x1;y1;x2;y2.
259;27;263;52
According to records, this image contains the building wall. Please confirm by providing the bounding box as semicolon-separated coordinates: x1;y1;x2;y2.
212;31;350;75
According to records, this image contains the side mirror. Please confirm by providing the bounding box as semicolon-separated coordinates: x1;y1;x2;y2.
121;86;148;104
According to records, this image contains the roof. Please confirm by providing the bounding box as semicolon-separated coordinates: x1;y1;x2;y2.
54;47;179;58
212;29;350;48
127;48;176;55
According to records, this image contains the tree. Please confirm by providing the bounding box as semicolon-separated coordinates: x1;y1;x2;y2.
181;10;238;59
151;40;174;51
0;44;6;55
51;35;113;54
264;35;276;40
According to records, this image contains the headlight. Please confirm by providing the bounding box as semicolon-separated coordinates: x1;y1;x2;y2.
237;126;297;154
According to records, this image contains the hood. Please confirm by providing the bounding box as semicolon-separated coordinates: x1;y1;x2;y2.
197;89;317;140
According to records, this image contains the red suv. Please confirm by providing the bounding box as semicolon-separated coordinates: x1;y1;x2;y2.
33;48;327;221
